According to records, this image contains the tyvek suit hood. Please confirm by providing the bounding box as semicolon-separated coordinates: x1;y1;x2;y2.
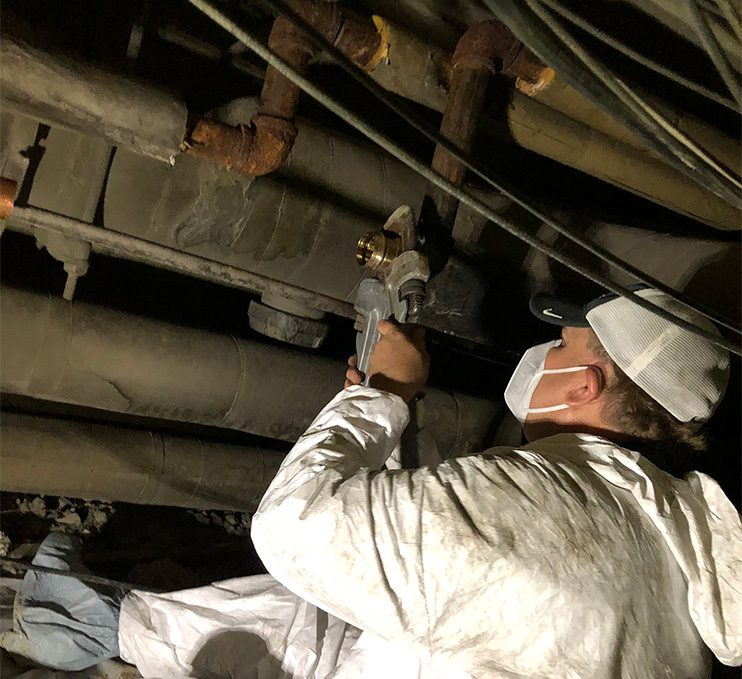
529;434;742;666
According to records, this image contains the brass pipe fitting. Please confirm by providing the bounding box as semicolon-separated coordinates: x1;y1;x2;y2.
355;230;402;272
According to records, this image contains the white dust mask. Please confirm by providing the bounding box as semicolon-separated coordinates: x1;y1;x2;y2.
504;340;589;424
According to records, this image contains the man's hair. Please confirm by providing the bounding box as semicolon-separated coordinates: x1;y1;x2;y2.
588;334;708;467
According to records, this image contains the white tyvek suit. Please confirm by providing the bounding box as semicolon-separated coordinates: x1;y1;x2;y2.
120;386;742;678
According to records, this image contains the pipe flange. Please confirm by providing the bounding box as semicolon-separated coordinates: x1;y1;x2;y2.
248;300;329;349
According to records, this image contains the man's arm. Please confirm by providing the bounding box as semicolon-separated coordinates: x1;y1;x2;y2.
251;321;434;641
250;384;432;640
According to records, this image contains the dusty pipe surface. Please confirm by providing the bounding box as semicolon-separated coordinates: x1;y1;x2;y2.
0;412;285;511
0;286;502;455
505;92;741;230
0;35;187;164
528;78;741;186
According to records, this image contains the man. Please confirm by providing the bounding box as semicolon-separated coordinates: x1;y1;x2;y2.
5;288;741;677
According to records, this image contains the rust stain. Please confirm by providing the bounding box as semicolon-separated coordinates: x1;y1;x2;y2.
0;177;18;219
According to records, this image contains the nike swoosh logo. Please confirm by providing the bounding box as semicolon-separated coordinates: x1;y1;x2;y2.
542;308;563;319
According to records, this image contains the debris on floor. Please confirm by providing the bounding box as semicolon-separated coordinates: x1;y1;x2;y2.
0;493;266;591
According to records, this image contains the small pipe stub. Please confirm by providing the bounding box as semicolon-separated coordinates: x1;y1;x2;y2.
0;177;18;220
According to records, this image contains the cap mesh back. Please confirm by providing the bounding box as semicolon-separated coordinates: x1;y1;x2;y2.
586;289;730;422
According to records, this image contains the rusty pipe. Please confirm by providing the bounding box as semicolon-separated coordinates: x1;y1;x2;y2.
185;0;383;176
427;20;550;233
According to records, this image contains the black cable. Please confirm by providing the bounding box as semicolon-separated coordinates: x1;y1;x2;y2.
686;0;742;108
186;0;741;356
535;0;738;112
515;0;742;207
258;0;741;335
484;0;742;208
0;557;163;593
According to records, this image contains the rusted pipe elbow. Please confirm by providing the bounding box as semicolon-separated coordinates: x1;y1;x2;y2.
184;0;383;177
244;114;298;175
451;20;522;75
449;19;552;90
0;178;18;220
184;115;298;177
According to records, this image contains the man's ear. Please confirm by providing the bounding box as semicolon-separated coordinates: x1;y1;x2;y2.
565;366;604;406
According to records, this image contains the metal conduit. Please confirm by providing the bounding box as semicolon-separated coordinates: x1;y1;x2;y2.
0;286;503;456
5;206;356;319
0;412;285;512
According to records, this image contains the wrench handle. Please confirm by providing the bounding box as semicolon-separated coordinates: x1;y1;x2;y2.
354;278;391;386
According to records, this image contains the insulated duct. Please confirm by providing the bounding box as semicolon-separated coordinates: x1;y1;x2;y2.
363;19;740;230
0;412;285;512
503;92;740;229
0;286;503;456
104;98;426;305
0;35;187;164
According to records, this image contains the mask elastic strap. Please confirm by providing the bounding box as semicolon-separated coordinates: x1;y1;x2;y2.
526;365;590;415
540;366;589;375
527;403;570;414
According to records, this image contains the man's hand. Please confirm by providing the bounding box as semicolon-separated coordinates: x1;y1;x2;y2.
344;320;429;403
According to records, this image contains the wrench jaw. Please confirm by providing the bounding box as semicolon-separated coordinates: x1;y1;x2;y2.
386;250;430;324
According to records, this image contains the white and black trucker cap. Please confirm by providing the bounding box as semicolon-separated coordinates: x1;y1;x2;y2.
530;287;730;423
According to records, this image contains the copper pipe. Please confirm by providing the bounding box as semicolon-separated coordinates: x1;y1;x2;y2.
185;0;382;177
0;178;17;220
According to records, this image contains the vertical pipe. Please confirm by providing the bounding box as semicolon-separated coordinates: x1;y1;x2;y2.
425;21;523;235
185;0;384;176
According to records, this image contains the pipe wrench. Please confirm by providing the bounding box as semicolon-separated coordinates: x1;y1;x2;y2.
353;205;430;385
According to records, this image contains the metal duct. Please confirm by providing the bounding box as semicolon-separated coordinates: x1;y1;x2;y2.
0;36;187;164
0;286;503;456
0;412;285;512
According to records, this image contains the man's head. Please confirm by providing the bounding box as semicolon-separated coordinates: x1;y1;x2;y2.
508;288;731;454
